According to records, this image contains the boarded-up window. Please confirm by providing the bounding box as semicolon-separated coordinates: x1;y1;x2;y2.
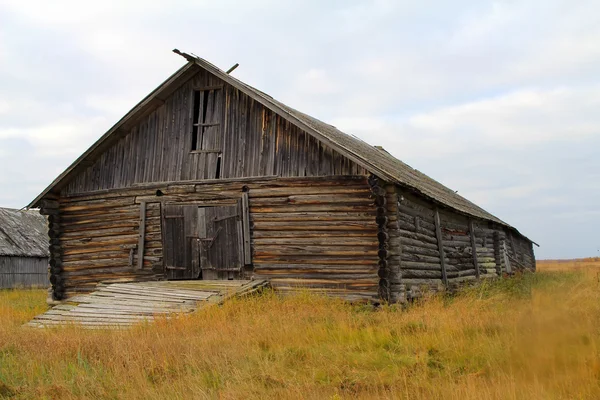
191;88;222;153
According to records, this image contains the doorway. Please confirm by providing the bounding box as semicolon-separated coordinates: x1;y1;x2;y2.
162;201;249;280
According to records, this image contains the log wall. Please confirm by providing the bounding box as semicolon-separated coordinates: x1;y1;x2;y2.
45;176;379;301
63;69;367;195
391;187;536;299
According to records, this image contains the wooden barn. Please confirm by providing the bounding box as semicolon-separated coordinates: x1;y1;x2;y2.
0;208;49;289
29;50;536;303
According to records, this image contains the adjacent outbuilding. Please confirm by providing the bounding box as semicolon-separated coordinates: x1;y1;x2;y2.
0;208;49;289
29;50;536;303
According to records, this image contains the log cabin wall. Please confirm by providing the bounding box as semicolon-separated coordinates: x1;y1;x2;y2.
392;187;535;299
63;68;367;196
47;176;379;301
250;176;379;302
394;189;445;297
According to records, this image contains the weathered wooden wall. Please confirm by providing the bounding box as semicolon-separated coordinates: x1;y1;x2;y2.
46;176;379;301
63;69;367;195
391;187;536;299
0;256;49;289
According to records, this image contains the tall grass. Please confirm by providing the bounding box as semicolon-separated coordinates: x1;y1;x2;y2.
0;263;599;399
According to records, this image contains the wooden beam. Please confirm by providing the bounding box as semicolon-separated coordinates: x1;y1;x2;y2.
469;219;480;279
137;201;146;270
509;232;518;262
241;193;252;265
434;208;448;286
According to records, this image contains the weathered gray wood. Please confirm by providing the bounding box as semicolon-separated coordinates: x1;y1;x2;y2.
137;201;146;270
468;219;480;279
434;208;448;286
28;280;266;329
0;256;49;289
61;67;367;196
241;193;252;265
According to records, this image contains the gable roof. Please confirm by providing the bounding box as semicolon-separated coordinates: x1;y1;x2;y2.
28;49;534;243
0;208;49;257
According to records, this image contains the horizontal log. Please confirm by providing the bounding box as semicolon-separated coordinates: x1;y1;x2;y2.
248;186;371;198
254;246;377;257
397;203;435;221
254;263;379;271
60;227;138;240
60;198;135;212
62;234;139;248
252;221;377;231
401;269;443;279
62;266;137;277
62;220;139;233
397;212;436;230
447;269;477;278
250;195;372;206
61;210;160;226
252;272;377;280
62;250;133;262
400;244;439;258
62;259;130;270
250;205;375;213
442;241;472;249
252;257;377;265
401;278;444;287
252;237;378;246
397;220;437;236
62;245;134;256
251;212;376;222
398;230;438;245
399;261;445;270
252;230;376;239
266;278;378;289
401;253;446;264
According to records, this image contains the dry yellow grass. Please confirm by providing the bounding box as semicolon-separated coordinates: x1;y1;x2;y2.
0;262;599;399
538;257;600;273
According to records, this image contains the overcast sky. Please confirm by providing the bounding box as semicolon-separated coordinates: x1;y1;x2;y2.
1;0;599;259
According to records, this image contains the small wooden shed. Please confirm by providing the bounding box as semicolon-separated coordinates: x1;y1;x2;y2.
0;208;49;289
29;50;536;303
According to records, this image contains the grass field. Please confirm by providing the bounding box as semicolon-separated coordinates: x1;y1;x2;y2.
0;260;599;399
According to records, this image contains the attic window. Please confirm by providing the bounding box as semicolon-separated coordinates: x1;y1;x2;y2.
191;87;222;153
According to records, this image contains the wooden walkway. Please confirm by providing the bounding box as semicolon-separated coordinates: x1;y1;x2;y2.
27;280;268;329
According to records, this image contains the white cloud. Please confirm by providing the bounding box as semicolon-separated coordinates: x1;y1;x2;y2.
293;69;339;95
0;119;108;157
0;99;9;115
406;86;600;146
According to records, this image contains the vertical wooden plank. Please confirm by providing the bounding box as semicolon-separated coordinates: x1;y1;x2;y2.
198;207;215;279
509;232;519;263
504;242;512;273
137;201;146;270
241;193;252;265
434;208;448;286
183;205;199;278
469;219;480;279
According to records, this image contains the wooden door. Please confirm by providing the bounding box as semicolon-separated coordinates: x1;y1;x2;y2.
162;204;201;280
199;204;244;280
163;203;247;280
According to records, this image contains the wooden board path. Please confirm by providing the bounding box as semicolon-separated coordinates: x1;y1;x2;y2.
27;280;268;329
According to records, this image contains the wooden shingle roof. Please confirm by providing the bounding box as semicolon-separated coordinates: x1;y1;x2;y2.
28;50;532;242
0;208;49;257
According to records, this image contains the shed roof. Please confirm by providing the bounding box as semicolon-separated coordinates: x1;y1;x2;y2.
28;50;534;243
0;208;49;257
